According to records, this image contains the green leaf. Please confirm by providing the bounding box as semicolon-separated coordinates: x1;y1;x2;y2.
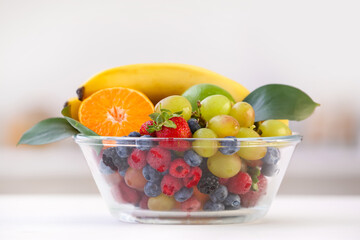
61;106;99;136
173;111;183;115
61;105;72;118
243;84;320;122
18;118;78;145
160;108;172;114
163;120;177;128
156;114;165;124
162;111;170;121
149;113;160;121
63;117;98;136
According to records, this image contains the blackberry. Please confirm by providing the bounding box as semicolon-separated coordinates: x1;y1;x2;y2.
197;172;219;194
102;148;119;171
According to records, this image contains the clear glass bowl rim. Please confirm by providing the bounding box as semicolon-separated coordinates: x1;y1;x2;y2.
74;133;302;145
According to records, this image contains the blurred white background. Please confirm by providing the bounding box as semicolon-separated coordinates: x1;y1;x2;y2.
1;0;359;195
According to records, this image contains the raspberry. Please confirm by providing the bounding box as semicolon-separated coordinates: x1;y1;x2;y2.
128;149;147;170
139;120;156;137
169;158;191;178
111;180;141;204
146;147;171;172
160;175;183;196
181;196;201;212
139;195;149;209
183;167;202;188
227;172;252;195
240;174;268;208
197;171;219;194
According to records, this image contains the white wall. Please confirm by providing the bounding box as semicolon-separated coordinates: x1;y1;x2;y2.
1;0;359;194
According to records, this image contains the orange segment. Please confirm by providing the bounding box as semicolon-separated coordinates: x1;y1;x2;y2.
79;87;154;136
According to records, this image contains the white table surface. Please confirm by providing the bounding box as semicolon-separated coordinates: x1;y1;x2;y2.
1;195;359;240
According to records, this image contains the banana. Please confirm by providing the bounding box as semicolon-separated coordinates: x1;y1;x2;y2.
76;63;250;104
63;97;81;120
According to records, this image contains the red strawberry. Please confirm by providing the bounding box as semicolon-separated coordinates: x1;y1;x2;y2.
156;117;192;138
156;117;192;151
140;120;156;137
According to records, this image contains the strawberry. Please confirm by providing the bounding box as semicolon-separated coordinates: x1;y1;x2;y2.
147;109;192;151
139;120;156;137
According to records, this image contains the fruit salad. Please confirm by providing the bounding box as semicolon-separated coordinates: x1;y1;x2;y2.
19;63;319;219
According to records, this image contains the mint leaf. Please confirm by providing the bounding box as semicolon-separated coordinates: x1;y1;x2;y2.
244;84;320;122
149;113;160;121
17;118;78;145
163;120;177;128
160;108;172;114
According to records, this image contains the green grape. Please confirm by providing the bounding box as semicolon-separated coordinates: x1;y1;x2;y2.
229;102;255;128
258;120;292;137
207;151;241;178
200;95;232;122
155;95;192;120
148;193;176;211
236;128;267;160
207;115;240;138
192;128;218;157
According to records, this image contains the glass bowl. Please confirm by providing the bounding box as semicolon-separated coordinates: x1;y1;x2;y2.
74;134;301;224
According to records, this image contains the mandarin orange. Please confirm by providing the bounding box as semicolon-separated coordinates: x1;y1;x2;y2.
79;87;154;136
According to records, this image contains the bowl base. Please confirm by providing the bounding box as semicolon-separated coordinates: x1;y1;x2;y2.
109;207;269;224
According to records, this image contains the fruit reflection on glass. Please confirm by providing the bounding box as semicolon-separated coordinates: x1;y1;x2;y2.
19;63;319;223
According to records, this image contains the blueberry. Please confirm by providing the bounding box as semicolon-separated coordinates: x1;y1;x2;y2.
119;169;127;177
223;193;241;209
99;160;115;175
203;201;225;211
144;182;162;197
210;185;228;203
136;135;154;151
174;187;194;202
184;150;203;167
261;163;279;176
219;136;240;155
261;147;280;165
112;157;129;172
187;118;201;134
128;131;141;137
115;137;132;158
142;165;162;183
